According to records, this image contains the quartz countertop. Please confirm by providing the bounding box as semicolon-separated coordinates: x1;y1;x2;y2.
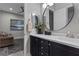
30;33;79;49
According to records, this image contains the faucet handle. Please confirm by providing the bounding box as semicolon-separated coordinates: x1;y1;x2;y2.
67;31;71;34
66;31;70;37
66;31;75;38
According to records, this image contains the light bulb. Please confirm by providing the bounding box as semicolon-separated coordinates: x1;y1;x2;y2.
32;13;36;16
42;3;48;9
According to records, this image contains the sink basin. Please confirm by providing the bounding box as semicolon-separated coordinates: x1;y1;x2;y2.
52;32;66;37
51;32;79;39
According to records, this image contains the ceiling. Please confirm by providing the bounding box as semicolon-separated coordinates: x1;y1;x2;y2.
0;3;24;15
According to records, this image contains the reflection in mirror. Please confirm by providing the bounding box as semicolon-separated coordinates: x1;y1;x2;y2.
43;3;74;31
31;13;39;28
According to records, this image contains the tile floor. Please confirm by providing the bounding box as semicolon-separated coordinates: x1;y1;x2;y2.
9;51;24;56
0;39;24;56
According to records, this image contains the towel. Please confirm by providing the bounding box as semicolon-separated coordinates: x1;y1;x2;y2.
27;17;32;33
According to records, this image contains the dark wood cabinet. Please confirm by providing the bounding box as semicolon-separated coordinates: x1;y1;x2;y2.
30;36;50;56
30;36;40;56
30;35;79;56
51;41;79;56
51;42;69;56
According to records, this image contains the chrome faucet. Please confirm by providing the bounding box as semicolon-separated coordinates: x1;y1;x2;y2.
66;31;74;38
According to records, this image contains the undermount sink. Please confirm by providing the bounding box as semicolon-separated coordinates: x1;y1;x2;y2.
52;32;66;37
51;32;79;39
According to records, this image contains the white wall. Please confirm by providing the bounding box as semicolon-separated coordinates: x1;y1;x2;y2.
0;11;24;39
24;3;42;55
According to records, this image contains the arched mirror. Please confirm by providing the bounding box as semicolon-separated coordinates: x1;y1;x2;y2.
43;3;74;31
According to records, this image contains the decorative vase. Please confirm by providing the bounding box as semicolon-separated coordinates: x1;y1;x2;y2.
37;29;43;34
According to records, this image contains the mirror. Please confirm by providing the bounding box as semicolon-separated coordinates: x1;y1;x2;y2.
43;3;74;31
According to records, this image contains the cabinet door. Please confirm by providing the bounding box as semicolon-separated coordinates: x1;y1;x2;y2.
49;41;53;56
53;46;68;56
30;36;39;56
49;42;69;56
50;41;79;56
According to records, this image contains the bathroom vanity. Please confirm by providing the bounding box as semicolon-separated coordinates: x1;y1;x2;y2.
29;3;75;56
30;33;79;56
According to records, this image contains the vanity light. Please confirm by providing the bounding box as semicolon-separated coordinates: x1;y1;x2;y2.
9;8;13;11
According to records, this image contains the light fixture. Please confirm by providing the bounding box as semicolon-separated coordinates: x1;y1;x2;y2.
42;3;48;9
42;3;54;9
32;13;36;16
9;8;13;11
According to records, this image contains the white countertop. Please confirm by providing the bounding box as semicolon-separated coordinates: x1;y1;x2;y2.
30;33;79;49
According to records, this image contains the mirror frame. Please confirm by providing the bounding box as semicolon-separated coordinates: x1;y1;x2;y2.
43;3;74;31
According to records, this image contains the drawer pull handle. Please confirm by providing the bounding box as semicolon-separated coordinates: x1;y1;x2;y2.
41;41;44;43
41;53;44;55
48;43;51;46
41;47;44;49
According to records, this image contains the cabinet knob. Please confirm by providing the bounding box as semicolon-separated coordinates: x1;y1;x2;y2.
41;41;44;43
41;47;44;49
48;43;51;46
41;52;44;55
